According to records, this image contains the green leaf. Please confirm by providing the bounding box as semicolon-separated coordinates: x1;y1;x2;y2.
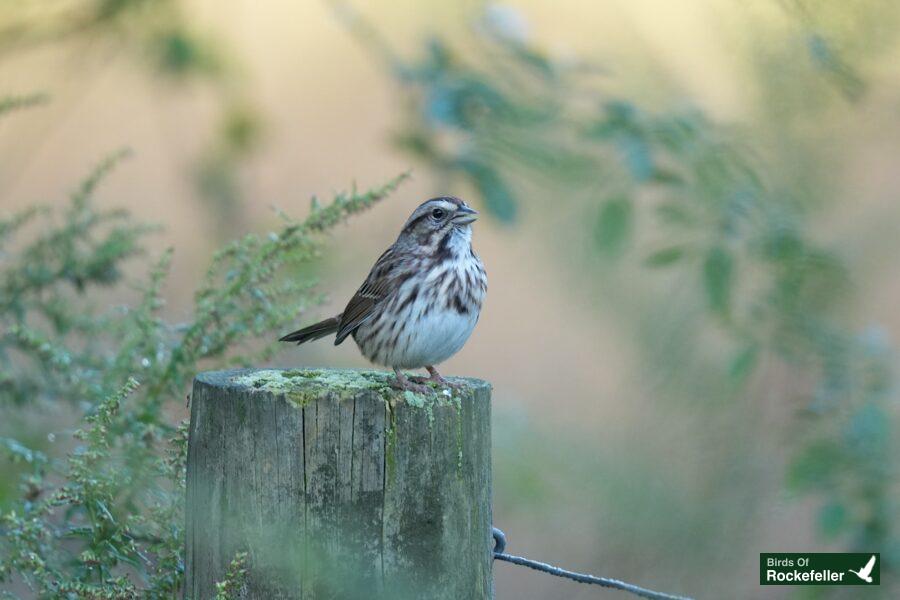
845;402;889;456
818;502;848;539
594;196;633;256
787;441;844;491
655;202;694;226
649;168;683;185
703;246;733;314
460;159;517;223
760;228;803;262
644;247;684;268
0;93;49;118
728;343;759;381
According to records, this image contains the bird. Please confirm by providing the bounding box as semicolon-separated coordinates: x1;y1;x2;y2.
280;196;487;393
848;555;876;583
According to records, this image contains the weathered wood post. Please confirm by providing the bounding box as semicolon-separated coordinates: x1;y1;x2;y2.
185;368;492;599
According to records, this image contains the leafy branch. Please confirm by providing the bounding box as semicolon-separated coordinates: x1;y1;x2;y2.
358;5;898;571
0;147;408;596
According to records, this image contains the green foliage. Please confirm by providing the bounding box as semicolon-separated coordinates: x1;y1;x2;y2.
0;136;408;596
214;553;249;600
0;94;49;118
702;246;733;316
643;246;684;268
363;2;898;574
593;196;633;257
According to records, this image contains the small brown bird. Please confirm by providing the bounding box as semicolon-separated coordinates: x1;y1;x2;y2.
280;196;487;393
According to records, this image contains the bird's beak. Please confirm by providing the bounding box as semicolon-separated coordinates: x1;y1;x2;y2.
452;206;479;225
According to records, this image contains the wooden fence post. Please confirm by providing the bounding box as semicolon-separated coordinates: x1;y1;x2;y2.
184;368;493;599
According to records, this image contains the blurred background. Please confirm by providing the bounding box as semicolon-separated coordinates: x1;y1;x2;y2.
1;1;899;598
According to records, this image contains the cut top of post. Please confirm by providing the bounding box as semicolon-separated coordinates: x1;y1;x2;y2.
197;367;491;408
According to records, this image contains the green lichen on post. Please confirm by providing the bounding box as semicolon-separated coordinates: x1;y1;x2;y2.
230;368;395;406
229;368;470;411
400;387;460;431
403;390;425;407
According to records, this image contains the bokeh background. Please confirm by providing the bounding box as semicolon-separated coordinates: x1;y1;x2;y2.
2;1;899;598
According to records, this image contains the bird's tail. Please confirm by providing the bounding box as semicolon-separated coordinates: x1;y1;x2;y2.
279;315;341;345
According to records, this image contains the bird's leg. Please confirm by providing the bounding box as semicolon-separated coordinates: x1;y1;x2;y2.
392;368;431;394
410;365;463;389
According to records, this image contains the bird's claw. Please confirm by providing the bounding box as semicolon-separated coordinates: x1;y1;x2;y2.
393;380;432;395
391;369;433;394
409;374;463;390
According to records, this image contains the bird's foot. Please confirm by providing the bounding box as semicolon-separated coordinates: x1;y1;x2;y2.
409;366;464;390
392;368;432;395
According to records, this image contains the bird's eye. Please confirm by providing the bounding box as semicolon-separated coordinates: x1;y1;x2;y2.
431;208;445;220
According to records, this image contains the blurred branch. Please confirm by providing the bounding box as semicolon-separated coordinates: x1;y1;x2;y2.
0;1;264;235
343;1;900;577
0;93;49;118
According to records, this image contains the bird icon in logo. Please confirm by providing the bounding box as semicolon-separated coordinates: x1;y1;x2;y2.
848;555;877;583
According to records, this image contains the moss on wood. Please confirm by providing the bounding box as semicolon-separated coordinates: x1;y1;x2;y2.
229;367;480;413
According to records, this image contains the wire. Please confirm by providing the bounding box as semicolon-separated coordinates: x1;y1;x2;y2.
492;527;693;600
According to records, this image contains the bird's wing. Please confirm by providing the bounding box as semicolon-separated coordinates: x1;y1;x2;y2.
334;247;407;344
862;555;876;576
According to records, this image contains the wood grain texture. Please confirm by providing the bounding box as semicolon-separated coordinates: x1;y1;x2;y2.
185;368;492;600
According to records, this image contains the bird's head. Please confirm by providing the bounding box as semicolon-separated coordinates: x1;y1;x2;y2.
399;196;479;246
